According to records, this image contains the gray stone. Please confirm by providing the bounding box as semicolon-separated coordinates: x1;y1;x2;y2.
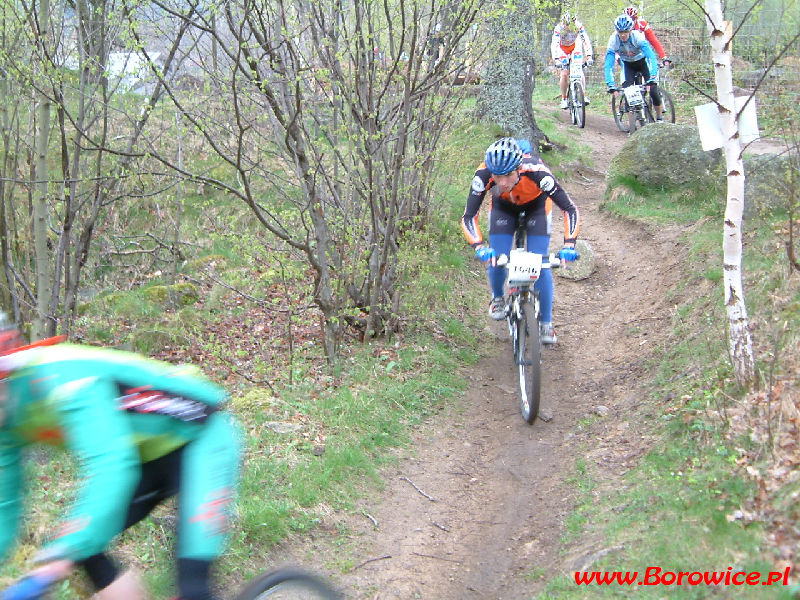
556;239;595;281
742;153;795;220
264;421;303;434
606;123;724;190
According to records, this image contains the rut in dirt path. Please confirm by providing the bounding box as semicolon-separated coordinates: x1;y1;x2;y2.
305;114;688;600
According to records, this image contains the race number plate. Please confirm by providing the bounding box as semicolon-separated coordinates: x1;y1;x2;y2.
623;85;644;106
507;250;543;285
569;56;583;79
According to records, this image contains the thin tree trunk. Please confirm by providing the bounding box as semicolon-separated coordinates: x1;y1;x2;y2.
705;2;755;386
32;0;52;339
0;66;15;314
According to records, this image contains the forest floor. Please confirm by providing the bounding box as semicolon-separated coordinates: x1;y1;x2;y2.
264;111;778;599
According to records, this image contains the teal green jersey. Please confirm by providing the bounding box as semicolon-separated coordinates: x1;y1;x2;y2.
0;344;234;563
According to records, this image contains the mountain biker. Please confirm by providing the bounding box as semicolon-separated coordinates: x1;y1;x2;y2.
604;14;665;121
0;318;241;600
461;138;580;344
551;12;594;109
623;6;671;68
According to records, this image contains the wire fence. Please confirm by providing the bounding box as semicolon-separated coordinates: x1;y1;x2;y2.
556;12;800;134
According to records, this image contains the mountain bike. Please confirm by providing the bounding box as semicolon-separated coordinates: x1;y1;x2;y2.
566;53;587;128
495;249;555;424
492;215;569;425
612;69;674;133
611;79;653;134
0;567;341;600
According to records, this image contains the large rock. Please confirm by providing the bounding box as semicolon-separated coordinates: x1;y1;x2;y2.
606;123;724;190
742;152;794;220
555;239;595;280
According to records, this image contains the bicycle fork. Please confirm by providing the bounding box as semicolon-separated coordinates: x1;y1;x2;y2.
509;293;538;367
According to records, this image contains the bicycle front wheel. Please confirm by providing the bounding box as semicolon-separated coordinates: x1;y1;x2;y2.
572;82;585;128
234;568;341;600
627;103;638;133
516;301;541;424
612;95;629;132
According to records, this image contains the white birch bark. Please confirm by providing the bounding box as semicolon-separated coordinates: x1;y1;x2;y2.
705;0;755;385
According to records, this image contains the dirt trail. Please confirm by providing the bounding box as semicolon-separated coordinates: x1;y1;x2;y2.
298;112;691;599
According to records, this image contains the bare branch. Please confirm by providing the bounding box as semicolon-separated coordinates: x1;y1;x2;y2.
400;476;436;502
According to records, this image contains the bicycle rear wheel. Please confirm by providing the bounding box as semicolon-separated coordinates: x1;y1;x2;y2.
572;82;585;128
516;301;541;424
234;568;341;600
658;88;675;123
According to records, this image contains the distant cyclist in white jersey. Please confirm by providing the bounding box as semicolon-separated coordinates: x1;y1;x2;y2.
551;12;594;109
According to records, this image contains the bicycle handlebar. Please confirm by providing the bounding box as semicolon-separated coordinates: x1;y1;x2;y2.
495;253;562;268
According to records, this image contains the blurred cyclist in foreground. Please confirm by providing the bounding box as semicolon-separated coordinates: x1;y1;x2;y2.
0;315;241;600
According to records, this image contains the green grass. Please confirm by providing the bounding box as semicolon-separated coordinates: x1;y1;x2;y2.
602;176;725;226
531;80;596;174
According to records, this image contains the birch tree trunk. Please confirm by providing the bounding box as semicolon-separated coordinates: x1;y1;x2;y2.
705;0;755;386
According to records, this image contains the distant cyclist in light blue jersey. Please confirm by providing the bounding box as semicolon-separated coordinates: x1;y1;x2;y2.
604;14;665;121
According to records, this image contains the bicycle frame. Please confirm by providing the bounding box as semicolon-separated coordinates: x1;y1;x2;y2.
504;251;543;341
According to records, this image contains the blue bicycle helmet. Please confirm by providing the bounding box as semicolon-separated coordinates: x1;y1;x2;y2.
484;138;523;175
615;14;634;31
516;139;533;155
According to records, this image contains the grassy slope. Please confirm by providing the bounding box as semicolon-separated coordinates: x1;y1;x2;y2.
540;77;799;596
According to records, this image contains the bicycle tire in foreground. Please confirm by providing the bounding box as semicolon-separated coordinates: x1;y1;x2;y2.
517;301;541;424
233;568;341;600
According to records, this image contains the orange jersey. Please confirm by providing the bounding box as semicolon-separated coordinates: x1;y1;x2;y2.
461;157;580;246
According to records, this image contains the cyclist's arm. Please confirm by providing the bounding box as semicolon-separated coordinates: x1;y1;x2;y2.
636;35;659;80
38;377;141;563
550;26;559;60
529;170;580;244
461;166;492;247
0;436;23;562
641;22;667;59
604;47;617;88
579;24;593;58
553;190;580;245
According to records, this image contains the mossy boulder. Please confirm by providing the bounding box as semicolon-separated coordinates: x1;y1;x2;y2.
143;282;199;307
606;123;724;190
742;153;795;220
